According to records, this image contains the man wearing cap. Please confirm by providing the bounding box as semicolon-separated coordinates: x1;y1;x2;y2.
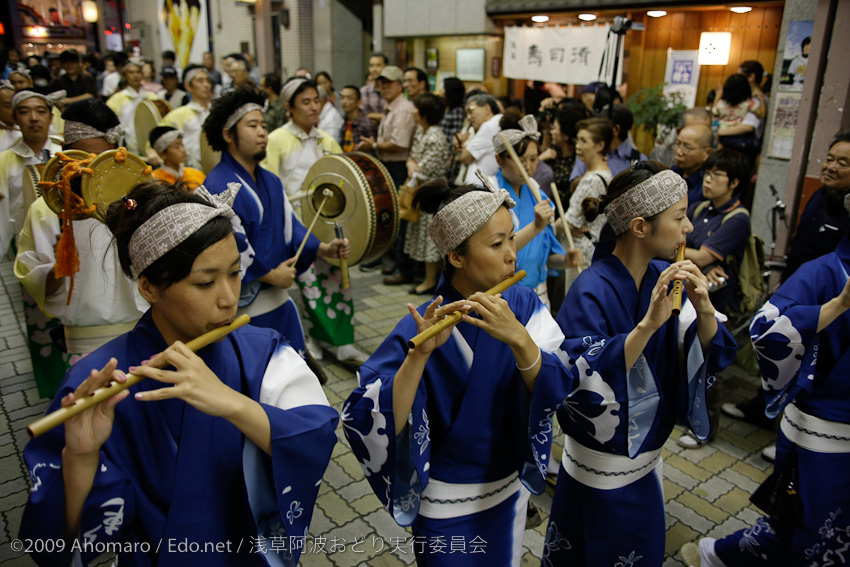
14;98;145;398
0;90;62;256
51;50;97;105
160;64;212;171
569;103;647;182
149;126;205;189
106;59;162;155
157;66;189;108
0;82;22;154
356;65;417;285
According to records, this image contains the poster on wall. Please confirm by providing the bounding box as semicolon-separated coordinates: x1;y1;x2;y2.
456;49;486;82
767;91;801;160
158;0;209;68
778;20;813;92
503;25;620;86
663;49;700;109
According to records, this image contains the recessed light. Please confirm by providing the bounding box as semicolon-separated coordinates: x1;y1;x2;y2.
578;13;597;22
647;10;667;18
730;6;752;13
531;15;549;23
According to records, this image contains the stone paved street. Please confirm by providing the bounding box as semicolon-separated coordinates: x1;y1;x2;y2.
0;254;777;566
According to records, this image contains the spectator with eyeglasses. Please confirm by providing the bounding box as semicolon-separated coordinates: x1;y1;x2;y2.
672;123;714;205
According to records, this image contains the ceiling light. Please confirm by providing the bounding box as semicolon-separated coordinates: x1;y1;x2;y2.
578;13;597;22
647;10;667;18
730;6;752;13
531;15;549;23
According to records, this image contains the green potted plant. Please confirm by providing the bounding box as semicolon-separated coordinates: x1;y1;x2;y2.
627;84;687;141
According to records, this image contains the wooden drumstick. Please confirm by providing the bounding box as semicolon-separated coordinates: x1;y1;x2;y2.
671;244;686;317
549;182;582;274
293;188;333;264
334;222;350;290
408;270;526;349
27;314;251;438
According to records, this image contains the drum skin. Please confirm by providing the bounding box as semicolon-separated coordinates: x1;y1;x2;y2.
134;99;172;157
300;152;399;266
82;150;153;221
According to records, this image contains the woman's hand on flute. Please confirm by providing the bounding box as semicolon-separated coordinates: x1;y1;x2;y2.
409;297;471;356
461;292;526;347
319;237;350;260
676;260;715;318
641;262;686;332
63;358;129;456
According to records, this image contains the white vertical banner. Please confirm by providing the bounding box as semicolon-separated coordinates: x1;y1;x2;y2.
663;49;701;108
158;0;210;68
503;25;621;85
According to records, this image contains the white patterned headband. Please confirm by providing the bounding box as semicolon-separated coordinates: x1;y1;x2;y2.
183;67;205;87
493;114;541;155
223;103;264;131
63;120;124;145
12;89;66;112
281;78;308;105
152;129;182;154
606;169;687;235
428;171;516;258
128;183;240;276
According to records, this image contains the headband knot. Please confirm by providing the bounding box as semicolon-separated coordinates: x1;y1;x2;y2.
493;114;541;155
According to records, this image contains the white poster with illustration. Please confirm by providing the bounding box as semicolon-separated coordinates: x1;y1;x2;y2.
158;0;209;69
503;25;621;86
779;20;813;92
663;49;701;109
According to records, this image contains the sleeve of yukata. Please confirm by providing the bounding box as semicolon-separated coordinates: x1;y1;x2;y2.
749;258;842;418
241;331;339;566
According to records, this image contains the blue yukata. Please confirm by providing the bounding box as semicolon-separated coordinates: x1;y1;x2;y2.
532;245;736;566
204;152;320;357
493;171;564;291
342;278;571;566
713;237;850;567
20;311;338;566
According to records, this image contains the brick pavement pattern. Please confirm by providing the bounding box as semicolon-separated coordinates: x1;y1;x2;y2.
0;254;777;566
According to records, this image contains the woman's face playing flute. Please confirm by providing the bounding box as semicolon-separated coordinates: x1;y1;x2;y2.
141;234;241;345
450;206;517;292
643;195;693;260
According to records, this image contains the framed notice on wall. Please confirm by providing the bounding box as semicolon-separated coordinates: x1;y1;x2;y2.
456;48;486;82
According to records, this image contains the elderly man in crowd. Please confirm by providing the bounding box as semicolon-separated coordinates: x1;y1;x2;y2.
0;90;62;257
457;93;503;184
403;67;429;99
361;53;388;124
672;122;715;205
160;64;212;171
650;106;712;167
106;59;161;154
222;55;255;94
356;65;417;285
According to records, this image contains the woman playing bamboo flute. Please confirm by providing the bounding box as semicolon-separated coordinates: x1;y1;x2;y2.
342;178;572;566
531;162;737;566
19;180;338;566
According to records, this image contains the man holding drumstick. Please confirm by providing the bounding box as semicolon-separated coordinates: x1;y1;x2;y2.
202;89;349;378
